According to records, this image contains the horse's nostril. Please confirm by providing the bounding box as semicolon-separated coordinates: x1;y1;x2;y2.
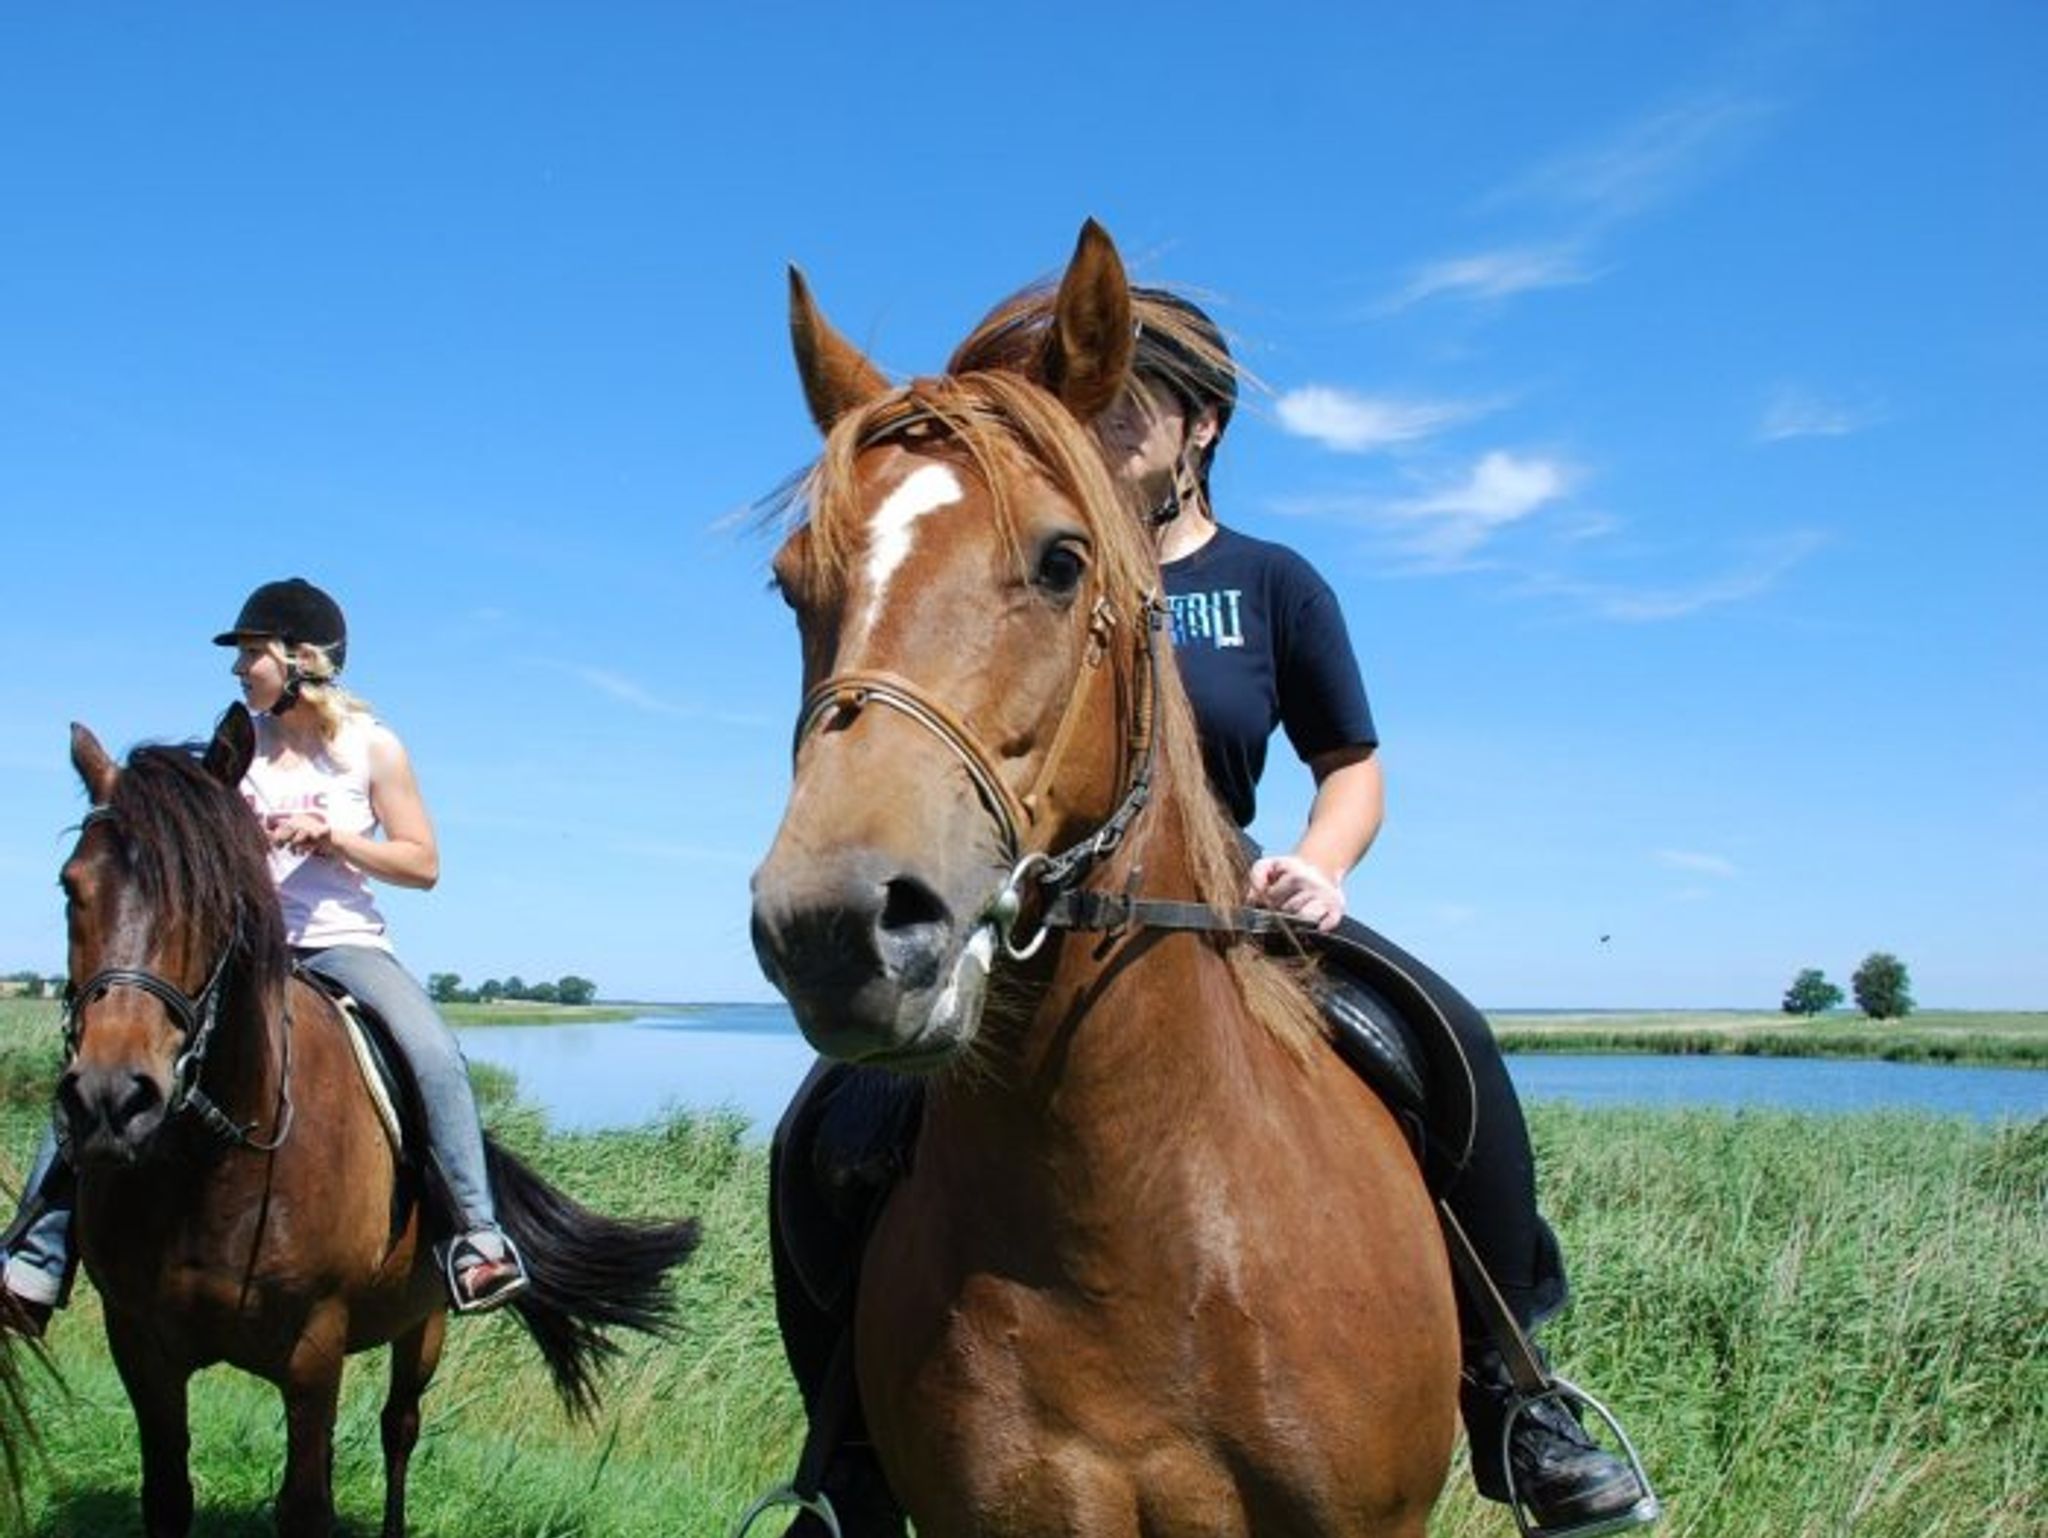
879;876;949;935
56;1071;85;1125
113;1075;161;1131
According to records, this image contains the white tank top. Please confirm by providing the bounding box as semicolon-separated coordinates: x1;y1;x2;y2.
239;712;395;951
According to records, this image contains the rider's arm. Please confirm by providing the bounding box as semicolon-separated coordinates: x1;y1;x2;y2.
1247;745;1381;930
1297;744;1383;881
342;726;441;890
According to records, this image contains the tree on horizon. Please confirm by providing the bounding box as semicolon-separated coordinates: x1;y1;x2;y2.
1782;968;1844;1016
1852;952;1914;1019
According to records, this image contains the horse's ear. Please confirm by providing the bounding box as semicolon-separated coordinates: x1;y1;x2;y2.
789;266;891;435
203;703;256;787
70;723;118;806
1042;219;1134;422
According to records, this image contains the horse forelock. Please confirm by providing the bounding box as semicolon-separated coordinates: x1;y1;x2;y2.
779;365;1324;1062
102;744;288;1003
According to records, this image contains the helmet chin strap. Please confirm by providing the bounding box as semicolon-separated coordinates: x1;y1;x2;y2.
1147;452;1206;529
269;659;309;714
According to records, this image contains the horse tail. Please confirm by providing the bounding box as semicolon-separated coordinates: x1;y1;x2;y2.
484;1134;701;1419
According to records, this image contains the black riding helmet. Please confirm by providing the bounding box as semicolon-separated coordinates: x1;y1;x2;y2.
1130;287;1237;438
213;579;347;710
213;578;348;669
1129;288;1237;522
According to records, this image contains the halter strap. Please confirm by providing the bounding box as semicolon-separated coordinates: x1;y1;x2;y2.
798;671;1033;859
795;595;1165;917
63;900;294;1154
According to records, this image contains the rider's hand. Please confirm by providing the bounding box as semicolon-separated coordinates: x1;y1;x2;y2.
267;812;334;858
1247;854;1347;932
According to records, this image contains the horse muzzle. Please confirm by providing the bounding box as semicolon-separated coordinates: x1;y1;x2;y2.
58;1062;171;1165
750;850;992;1067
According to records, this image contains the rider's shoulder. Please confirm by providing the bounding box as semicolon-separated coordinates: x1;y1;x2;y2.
1210;524;1334;591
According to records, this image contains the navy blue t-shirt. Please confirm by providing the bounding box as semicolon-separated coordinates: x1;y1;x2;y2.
1161;525;1377;827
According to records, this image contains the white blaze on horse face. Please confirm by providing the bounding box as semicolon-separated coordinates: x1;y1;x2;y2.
859;463;963;641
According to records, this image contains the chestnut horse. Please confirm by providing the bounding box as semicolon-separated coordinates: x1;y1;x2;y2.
750;221;1458;1537
56;705;700;1538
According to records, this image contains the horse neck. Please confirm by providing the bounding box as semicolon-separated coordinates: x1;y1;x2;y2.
197;955;286;1124
926;793;1277;1218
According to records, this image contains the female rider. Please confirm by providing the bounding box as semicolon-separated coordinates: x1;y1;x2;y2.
3;578;527;1327
1092;288;1655;1535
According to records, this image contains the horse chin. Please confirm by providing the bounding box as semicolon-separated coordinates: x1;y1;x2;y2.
792;924;995;1072
70;1114;168;1171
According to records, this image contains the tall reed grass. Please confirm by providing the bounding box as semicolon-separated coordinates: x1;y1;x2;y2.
0;998;2037;1535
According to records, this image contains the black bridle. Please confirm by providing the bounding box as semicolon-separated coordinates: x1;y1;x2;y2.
62;808;294;1152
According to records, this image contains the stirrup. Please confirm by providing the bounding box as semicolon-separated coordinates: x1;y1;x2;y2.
1501;1375;1661;1538
443;1229;530;1315
729;1482;841;1538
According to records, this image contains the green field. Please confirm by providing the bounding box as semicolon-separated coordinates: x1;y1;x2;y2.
0;998;2040;1535
1486;1009;2048;1068
436;1002;650;1028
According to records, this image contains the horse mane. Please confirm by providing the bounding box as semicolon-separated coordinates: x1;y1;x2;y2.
784;362;1324;1061
106;744;290;1009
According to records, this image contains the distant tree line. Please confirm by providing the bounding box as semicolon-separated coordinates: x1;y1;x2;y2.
1;970;64;999
1781;952;1914;1019
427;973;598;1007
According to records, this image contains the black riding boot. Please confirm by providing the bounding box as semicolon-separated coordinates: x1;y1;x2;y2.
1461;1345;1655;1534
771;1062;923;1538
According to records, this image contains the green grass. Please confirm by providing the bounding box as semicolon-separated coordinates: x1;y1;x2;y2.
1486;1009;2048;1068
437;1002;648;1028
2;996;2041;1534
19;996;2046;1066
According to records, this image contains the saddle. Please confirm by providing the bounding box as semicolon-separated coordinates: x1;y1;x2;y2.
295;965;411;1155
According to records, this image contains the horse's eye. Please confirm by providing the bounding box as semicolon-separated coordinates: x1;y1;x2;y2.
1035;541;1087;600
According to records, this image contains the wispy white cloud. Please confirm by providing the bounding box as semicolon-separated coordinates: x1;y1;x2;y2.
1269;450;1574;571
1758;387;1886;442
1520;530;1828;622
1384;93;1774;315
1488;94;1776;224
1380;244;1597;312
1656;849;1737;879
1388;451;1574;568
1554;509;1623;544
534;660;773;727
568;665;700;718
1273;386;1493;453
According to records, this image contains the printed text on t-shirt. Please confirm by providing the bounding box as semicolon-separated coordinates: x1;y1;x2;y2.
1168;589;1245;649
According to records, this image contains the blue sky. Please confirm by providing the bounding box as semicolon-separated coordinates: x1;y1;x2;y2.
2;4;2040;1008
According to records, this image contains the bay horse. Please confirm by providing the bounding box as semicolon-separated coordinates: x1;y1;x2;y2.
56;704;700;1538
749;221;1458;1537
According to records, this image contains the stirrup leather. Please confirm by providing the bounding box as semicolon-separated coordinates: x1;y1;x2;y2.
729;1484;841;1538
1501;1376;1661;1538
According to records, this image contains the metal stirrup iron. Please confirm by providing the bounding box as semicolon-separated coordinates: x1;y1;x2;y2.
731;1329;856;1538
1500;1377;1661;1538
728;1486;841;1538
1439;1205;1660;1537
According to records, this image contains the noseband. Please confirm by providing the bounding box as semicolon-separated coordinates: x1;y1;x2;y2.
63;808;294;1152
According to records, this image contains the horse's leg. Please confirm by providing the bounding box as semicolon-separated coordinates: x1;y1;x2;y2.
379;1310;446;1538
276;1312;348;1538
103;1311;194;1538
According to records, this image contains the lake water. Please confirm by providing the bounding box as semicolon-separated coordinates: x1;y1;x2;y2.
456;1004;2048;1137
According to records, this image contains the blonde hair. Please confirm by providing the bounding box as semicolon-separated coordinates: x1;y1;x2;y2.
262;638;374;745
